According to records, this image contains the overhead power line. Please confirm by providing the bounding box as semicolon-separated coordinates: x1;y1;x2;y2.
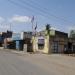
8;0;74;25
19;0;74;24
7;0;51;19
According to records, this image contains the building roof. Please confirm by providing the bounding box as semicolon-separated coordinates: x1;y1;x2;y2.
36;29;68;38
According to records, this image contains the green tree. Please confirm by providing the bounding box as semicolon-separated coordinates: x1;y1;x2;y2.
70;30;75;38
46;24;51;35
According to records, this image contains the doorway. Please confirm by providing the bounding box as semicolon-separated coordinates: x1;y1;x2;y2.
52;41;58;53
68;42;72;53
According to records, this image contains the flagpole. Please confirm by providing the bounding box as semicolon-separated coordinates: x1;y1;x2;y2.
35;22;37;36
32;21;34;35
31;16;35;52
34;22;37;52
31;16;34;36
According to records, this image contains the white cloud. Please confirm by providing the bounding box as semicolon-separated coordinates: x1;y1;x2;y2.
0;17;5;23
9;15;31;23
68;26;75;31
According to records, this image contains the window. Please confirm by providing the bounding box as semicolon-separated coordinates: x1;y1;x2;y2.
38;39;44;50
52;41;58;53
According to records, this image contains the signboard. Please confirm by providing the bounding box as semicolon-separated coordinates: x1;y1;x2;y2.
38;36;44;44
12;33;21;40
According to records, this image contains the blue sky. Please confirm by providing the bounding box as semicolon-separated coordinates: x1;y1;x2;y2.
0;0;75;33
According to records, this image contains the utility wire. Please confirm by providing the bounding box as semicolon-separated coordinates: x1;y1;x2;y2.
8;0;75;26
28;0;60;15
7;0;52;19
18;0;74;24
7;0;52;30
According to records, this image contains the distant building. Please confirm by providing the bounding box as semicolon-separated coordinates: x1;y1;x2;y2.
32;29;75;54
12;32;32;40
0;31;12;48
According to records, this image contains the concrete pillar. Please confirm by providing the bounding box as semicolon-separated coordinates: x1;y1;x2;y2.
43;35;50;54
4;38;7;49
32;36;38;52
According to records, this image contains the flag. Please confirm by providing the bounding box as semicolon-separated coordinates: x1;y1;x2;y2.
35;22;37;30
31;16;34;23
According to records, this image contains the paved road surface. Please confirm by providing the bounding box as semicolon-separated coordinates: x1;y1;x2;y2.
0;50;75;75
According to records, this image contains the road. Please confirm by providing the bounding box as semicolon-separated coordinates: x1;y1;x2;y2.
0;50;75;75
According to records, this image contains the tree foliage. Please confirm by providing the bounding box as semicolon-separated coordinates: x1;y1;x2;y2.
70;30;75;38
